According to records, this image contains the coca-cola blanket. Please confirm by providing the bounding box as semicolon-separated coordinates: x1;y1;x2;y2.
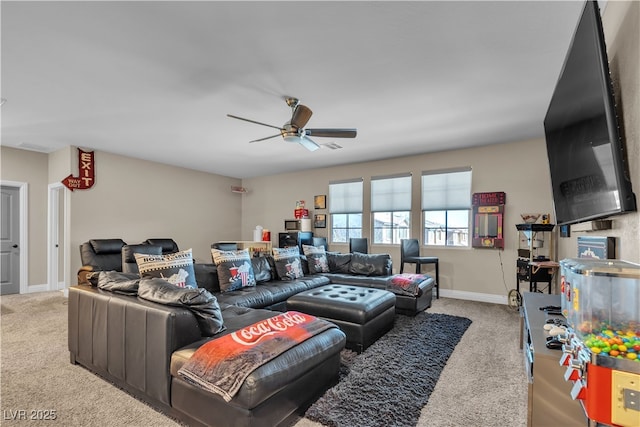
177;311;336;402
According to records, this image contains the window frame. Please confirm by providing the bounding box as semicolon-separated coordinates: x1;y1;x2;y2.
421;168;472;248
329;179;363;244
370;173;412;245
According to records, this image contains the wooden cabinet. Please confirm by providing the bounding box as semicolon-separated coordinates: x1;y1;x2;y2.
520;293;586;427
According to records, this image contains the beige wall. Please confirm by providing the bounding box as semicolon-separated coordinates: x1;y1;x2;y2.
67;150;243;275
240;1;640;300
1;146;244;288
241;138;555;301
2;1;638;299
0;146;49;288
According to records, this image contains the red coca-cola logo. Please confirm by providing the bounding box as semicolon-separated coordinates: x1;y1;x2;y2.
231;312;308;346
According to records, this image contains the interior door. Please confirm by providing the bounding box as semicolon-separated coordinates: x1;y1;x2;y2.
1;186;21;294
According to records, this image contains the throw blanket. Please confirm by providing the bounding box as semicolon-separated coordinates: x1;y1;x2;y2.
178;311;336;402
387;273;429;296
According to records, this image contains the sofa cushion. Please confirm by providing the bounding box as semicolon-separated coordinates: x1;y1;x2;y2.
349;252;392;276
251;256;272;283
134;248;197;288
211;249;257;292
137;277;225;336
326;252;352;274
302;245;330;274
272;247;304;280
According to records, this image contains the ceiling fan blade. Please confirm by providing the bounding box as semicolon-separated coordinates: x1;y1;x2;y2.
298;136;320;152
249;133;282;143
305;128;357;138
290;104;313;129
227;114;283;131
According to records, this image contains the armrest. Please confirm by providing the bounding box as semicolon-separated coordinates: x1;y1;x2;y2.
77;265;96;285
68;285;202;405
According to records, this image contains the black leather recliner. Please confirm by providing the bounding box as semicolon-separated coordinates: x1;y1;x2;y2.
211;242;238;251
122;244;163;274
144;238;180;254
78;239;127;284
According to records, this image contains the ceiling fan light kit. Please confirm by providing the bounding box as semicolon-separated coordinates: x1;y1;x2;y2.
227;97;356;152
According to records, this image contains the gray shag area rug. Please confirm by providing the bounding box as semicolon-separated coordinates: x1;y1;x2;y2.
305;312;472;427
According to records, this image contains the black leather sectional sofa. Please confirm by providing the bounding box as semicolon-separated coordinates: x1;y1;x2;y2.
68;283;346;427
205;251;435;316
69;239;435;426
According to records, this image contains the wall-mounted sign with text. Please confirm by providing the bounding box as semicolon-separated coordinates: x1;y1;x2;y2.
62;148;95;191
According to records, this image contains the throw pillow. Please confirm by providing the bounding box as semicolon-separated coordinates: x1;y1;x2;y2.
96;271;141;295
134;248;197;288
349;252;392;276
302;244;330;274
137;277;225;337
326;252;352;274
272;247;304;280
251;256;272;283
211;249;257;292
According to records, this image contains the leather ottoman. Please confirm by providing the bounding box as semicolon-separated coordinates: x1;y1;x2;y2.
286;284;396;353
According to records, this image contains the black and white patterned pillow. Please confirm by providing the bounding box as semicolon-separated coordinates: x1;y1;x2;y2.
211;248;256;292
134;248;196;288
272;247;304;280
302;244;330;274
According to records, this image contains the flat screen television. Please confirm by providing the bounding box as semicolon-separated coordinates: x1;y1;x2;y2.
544;0;636;226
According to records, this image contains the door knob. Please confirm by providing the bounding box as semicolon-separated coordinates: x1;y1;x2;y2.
12;244;18;248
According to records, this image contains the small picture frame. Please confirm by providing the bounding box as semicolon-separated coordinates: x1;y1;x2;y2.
314;214;326;228
314;195;326;210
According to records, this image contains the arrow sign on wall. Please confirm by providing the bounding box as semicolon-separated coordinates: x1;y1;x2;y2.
62;148;95;191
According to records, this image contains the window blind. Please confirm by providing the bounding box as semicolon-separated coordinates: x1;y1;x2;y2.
329;179;363;213
421;168;472;210
371;174;411;212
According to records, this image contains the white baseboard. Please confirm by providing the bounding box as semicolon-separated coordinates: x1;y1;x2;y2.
439;289;508;305
26;284;49;293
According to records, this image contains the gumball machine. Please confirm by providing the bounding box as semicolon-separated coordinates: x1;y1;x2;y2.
558;259;640;427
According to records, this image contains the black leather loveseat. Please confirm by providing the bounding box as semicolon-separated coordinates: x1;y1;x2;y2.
68;281;346;427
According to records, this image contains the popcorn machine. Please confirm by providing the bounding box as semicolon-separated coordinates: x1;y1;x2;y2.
558;259;640;427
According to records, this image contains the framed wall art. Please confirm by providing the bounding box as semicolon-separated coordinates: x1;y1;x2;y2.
314;214;326;228
314;195;326;210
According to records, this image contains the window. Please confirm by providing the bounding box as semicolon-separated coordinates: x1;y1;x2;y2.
329;179;363;243
421;168;472;247
371;174;411;244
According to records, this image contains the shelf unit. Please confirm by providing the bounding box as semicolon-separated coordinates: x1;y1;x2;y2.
516;224;558;294
218;241;272;257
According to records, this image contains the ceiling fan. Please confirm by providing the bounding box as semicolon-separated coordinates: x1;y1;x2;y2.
227;97;357;152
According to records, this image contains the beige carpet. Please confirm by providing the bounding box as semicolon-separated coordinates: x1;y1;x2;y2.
0;291;526;426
